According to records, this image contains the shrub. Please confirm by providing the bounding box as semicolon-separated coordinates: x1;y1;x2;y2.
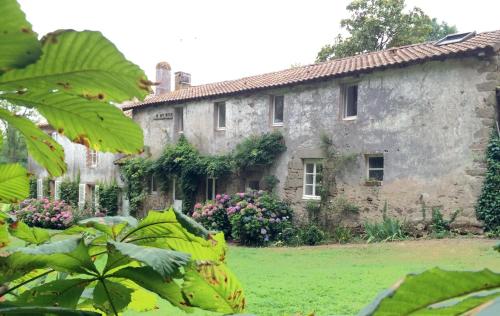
192;194;232;236
192;190;294;246
430;207;460;236
476;133;500;230
305;201;321;224
262;175;279;192
299;224;325;245
60;179;79;207
329;195;360;215
232;131;286;171
14;198;74;229
364;202;407;242
276;226;302;246
98;183;121;215
330;226;353;244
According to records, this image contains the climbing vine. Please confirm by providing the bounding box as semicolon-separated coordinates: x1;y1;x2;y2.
98;182;121;215
121;132;286;215
476;132;500;230
60;179;79;207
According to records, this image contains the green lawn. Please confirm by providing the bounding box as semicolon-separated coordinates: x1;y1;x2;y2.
130;238;500;316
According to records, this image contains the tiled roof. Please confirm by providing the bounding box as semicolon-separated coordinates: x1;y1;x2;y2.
124;30;500;110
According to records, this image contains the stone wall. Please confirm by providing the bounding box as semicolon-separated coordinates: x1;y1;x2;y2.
131;54;499;229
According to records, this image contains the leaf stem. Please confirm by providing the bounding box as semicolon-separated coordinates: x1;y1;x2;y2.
0;269;54;297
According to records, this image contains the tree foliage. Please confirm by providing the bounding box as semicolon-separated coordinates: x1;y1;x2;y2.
316;0;457;62
0;209;246;315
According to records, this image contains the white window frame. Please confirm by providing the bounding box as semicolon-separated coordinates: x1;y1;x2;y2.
302;160;322;200
89;149;98;168
366;155;384;182
272;95;284;126
94;184;100;208
342;84;358;120
215;102;226;130
150;175;158;194
206;177;216;200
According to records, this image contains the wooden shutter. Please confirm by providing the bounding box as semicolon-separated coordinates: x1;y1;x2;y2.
78;184;86;210
37;178;43;199
54;180;61;200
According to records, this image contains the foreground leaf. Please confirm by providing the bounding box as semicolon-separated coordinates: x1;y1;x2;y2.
0;304;100;316
15;278;91;308
0;163;29;203
183;262;246;314
93;280;132;315
105;241;190;277
0;0;41;73
8;220;50;245
359;267;500;316
0;108;65;176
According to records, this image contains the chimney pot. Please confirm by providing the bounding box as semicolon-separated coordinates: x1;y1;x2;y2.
175;71;191;90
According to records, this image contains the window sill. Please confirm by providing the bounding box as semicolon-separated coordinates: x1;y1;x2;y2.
342;116;357;121
215;128;226;132
364;180;382;187
272;122;284;127
302;195;321;201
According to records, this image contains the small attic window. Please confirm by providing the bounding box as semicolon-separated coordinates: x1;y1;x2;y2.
435;31;476;46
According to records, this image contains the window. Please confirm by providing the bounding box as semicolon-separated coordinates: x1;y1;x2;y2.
367;155;384;181
206;177;216;200
435;31;475;46
272;95;284;126
248;180;260;191
150;175;158;194
215;102;226;130
87;149;98;168
175;107;183;133
342;84;358;119
303;160;322;199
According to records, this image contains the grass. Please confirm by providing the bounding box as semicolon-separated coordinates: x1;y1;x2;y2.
127;238;500;316
5;236;499;315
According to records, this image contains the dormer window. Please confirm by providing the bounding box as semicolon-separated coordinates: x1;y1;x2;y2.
435;31;476;46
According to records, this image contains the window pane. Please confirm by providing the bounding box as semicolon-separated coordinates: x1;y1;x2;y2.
368;156;384;169
316;164;323;174
218;103;226;128
305;174;314;185
306;163;314;173
305;185;313;195
345;85;358;117
369;169;384;181
274;96;284;123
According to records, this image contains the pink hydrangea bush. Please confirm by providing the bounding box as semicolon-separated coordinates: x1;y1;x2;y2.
15;198;74;229
192;190;294;245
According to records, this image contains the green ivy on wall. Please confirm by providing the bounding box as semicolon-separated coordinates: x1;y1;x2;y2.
98;182;120;215
60;179;79;207
476;132;500;230
121;132;286;216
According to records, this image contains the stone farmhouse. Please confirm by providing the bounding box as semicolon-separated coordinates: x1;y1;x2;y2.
30;30;500;228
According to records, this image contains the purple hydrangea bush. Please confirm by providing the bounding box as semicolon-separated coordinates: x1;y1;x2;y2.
15;198;74;229
192;190;294;246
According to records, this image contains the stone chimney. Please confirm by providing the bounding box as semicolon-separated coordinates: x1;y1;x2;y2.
155;61;171;95
175;71;191;90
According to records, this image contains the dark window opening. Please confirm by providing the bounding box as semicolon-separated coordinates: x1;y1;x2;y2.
344;85;358;118
367;156;384;181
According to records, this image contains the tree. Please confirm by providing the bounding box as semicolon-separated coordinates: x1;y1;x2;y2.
316;0;457;62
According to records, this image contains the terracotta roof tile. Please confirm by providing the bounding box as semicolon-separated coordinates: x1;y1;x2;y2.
124;30;500;110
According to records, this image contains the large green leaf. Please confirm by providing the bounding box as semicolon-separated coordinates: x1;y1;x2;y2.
79;216;138;240
0;211;10;248
121;210;227;262
93;279;132;315
183;262;246;314
172;207;209;238
14;278;91;308
0;0;41;73
105;241;190;277
359;267;500;316
8;220;51;245
0;108;65;176
0;30;150;153
0;163;29;203
0;238;97;283
111;266;192;312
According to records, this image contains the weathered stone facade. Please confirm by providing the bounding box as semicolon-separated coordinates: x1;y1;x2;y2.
131;55;499;229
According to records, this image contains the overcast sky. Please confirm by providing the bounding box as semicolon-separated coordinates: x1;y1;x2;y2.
18;0;500;86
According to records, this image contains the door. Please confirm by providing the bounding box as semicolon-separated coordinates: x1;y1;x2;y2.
172;177;183;211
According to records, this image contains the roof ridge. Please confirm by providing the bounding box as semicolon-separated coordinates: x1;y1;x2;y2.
124;29;500;110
